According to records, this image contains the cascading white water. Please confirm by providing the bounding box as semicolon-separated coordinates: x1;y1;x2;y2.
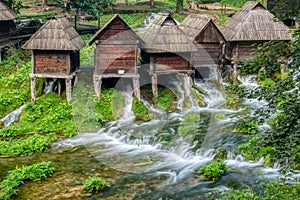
0;105;25;127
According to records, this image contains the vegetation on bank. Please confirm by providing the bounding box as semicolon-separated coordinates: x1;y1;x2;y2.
197;160;228;181
228;30;300;170
0;161;55;200
83;176;111;194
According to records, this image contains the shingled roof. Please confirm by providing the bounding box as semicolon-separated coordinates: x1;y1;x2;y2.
142;13;197;53
179;15;226;41
88;14;142;45
0;1;17;21
23;16;85;51
221;1;291;41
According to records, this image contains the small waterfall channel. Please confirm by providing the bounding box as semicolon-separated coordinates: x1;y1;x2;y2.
49;70;300;199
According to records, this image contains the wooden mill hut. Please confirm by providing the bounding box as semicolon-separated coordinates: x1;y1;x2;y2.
88;14;142;100
142;13;197;100
0;1;17;61
23;16;85;103
179;15;230;78
221;1;292;78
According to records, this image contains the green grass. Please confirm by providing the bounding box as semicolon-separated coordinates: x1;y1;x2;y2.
0;162;55;200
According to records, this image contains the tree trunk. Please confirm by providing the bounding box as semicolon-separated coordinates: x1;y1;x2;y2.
150;0;154;8
176;0;184;12
187;0;197;10
43;0;47;6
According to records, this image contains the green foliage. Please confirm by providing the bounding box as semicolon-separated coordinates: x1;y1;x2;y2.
72;81;102;132
83;176;111;194
239;136;275;166
240;41;291;82
178;113;200;136
0;161;55;200
0;61;31;118
80;35;95;66
68;0;115;17
157;88;176;111
0;134;56;156
95;88;124;121
222;181;300;200
132;97;152;121
235;117;259;134
3;0;22;13
197;160;227;181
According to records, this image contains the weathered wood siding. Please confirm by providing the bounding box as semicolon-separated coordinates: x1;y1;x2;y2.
94;17;139;74
151;54;190;72
97;18;138;42
95;44;137;74
234;42;258;63
0;21;16;45
33;50;69;74
193;23;227;67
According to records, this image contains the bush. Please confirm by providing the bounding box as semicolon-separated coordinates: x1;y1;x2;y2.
197;160;228;181
132;97;152;121
0;162;55;200
83;176;111;194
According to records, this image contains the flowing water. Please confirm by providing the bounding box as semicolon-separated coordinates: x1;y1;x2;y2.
1;70;299;199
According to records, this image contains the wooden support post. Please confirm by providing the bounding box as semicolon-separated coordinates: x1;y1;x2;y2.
183;73;191;99
151;74;158;101
94;77;102;101
58;79;62;97
30;76;36;104
232;44;239;81
133;76;140;101
66;78;72;103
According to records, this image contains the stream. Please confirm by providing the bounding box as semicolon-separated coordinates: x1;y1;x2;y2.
1;69;299;199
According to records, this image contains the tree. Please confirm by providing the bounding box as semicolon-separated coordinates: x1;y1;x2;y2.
3;0;22;13
176;0;184;12
150;0;154;8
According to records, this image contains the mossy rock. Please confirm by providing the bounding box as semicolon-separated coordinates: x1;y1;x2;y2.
214;148;227;160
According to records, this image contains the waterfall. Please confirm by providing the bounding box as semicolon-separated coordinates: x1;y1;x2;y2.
0;105;25;127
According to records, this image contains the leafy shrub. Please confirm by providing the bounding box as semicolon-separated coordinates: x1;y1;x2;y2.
235;117;259;134
157;87;176;111
83;176;111;194
0;134;56;156
197;160;228;181
132;97;152;121
0;161;55;200
222;181;300;200
94;88;124;121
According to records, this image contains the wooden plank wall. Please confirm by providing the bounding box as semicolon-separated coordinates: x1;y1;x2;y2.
236;43;258;63
96;44;136;73
98;18;137;42
153;55;189;72
33;50;69;74
193;43;221;66
0;21;15;44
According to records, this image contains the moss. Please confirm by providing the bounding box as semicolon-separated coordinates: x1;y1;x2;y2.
157;87;177;111
132;97;152;122
178;113;201;136
214;148;227;160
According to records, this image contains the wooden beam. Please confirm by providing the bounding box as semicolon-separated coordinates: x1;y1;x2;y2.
151;74;158;102
133;76;140;101
30;76;36;104
94;76;102;101
183;73;191;99
57;79;61;97
66;78;72;103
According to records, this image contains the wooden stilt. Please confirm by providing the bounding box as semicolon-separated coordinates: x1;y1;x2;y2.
58;79;62;97
30;76;36;104
232;44;239;80
133;76;141;101
94;77;102;101
66;78;72;103
183;73;191;99
151;74;158;101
